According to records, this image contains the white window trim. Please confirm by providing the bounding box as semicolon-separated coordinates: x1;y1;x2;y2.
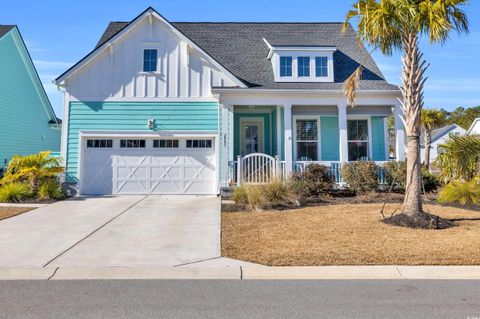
346;116;373;161
272;49;335;83
293;116;321;162
139;46;162;75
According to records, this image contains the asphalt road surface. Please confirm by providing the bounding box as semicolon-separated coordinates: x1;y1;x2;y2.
1;280;480;319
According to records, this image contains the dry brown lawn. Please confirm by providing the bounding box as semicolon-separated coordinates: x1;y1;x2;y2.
222;203;480;266
0;207;33;220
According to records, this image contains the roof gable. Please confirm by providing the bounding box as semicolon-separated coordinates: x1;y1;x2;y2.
467;118;480;135
55;7;246;88
0;26;59;124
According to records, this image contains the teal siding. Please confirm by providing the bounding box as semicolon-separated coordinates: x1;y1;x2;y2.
271;109;277;156
233;112;272;157
320;116;340;161
371;116;387;161
0;28;60;168
66;101;219;181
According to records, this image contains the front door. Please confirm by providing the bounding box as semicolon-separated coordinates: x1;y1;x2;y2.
240;119;264;155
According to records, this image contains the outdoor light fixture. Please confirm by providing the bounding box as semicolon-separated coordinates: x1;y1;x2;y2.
147;118;155;129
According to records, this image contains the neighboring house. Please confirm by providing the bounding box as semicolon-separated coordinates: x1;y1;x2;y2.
467;118;480;135
420;124;466;164
54;7;404;196
0;25;61;170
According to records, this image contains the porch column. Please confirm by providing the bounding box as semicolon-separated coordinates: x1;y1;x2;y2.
283;104;293;174
338;103;348;163
276;105;282;158
394;103;406;161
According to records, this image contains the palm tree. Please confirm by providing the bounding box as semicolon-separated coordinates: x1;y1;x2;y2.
0;151;64;193
435;135;480;182
344;0;469;228
421;108;446;170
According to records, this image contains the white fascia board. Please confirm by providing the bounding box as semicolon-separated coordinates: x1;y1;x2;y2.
212;87;402;97
467;118;480;135
56;8;246;88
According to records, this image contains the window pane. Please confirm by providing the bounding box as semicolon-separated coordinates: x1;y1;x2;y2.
87;140;93;148
348;142;369;161
297;142;318;161
143;49;157;72
347;120;369;141
315;57;328;77
296;120;317;141
280;56;292;77
298;57;310;77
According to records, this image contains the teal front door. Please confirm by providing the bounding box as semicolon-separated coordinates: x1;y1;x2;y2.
240;119;264;155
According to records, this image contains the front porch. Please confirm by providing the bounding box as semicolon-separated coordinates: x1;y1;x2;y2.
220;102;405;186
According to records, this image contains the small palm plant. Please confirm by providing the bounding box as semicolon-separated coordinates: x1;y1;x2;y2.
435;135;480;182
0;151;64;194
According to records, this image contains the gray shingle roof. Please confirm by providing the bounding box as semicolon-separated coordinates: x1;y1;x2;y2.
0;25;15;38
95;19;398;91
431;124;458;143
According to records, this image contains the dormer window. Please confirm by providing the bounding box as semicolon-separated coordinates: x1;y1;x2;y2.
280;56;292;77
265;39;336;83
315;57;328;77
298;57;310;77
143;49;158;72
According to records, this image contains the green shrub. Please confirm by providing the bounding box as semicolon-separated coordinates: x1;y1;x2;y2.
382;161;440;193
38;179;65;200
383;161;407;190
421;167;441;193
341;161;379;194
233;180;295;211
290;164;334;197
438;178;480;206
0;183;33;203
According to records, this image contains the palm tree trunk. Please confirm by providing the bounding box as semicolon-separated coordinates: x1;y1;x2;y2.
401;34;428;216
424;131;432;170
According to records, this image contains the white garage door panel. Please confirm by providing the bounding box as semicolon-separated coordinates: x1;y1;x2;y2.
81;138;216;195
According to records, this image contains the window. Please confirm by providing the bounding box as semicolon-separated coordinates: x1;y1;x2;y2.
297;57;310;77
153;139;179;148
86;139;112;148
296;120;318;161
120;139;146;148
280;56;292;77
186;139;212;148
315;57;328;77
347;120;369;161
143;49;158;72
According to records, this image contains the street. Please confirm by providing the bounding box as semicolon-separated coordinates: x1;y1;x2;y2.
1;280;479;319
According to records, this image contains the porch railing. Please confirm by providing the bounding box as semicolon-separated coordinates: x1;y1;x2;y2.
228;157;390;186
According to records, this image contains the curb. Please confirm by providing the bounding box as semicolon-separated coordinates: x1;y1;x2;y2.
2;266;480;280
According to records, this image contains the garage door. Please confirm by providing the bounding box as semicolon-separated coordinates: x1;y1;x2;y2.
80;137;216;195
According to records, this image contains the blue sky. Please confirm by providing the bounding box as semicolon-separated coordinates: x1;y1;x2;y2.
1;0;479;116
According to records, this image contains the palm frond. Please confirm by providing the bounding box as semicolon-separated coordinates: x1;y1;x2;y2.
343;66;364;107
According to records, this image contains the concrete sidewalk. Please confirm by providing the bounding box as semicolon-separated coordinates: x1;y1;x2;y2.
3;265;480;280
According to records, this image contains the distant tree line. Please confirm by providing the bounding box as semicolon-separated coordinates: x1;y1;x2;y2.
441;106;480;130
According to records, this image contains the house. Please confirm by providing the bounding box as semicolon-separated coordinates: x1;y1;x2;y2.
467;118;480;135
54;7;404;196
420;124;466;164
0;25;61;170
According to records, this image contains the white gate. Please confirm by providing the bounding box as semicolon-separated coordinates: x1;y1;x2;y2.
236;153;280;185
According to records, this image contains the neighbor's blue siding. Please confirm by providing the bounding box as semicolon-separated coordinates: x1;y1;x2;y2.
66;101;219;181
371;116;387;161
0;28;60;168
320;116;340;161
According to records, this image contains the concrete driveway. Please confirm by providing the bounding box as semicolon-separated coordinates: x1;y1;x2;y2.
0;196;220;268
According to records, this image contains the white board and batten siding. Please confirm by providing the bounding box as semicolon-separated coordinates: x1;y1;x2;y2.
65;18;237;101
